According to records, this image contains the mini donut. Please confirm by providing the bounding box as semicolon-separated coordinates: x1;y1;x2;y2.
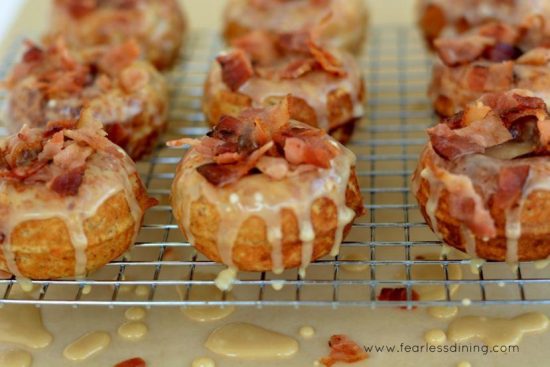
413;90;550;262
417;0;550;47
223;0;368;54
46;0;187;70
203;30;365;144
429;20;550;116
4;39;169;160
0;115;157;279
170;100;364;274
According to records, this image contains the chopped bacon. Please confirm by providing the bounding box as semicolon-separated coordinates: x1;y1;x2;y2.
217;50;254;91
493;165;530;210
53;143;93;171
48;166;85;196
320;335;368;367
466;65;489;92
98;39;141;76
280;58;316;79
377;287;420;309
480;92;548;127
439;171;497;239
457;114;512;148
22;43;44;63
166;137;202;148
482;43;523;62
428;124;485;160
114;357;146;367
232;31;278;65
120;66;150;93
38;131;64;161
435;36;494;66
256;156;289;179
484;61;514;90
277;30;311;54
517;47;550;66
477;22;519;44
64;128;123;159
309;41;347;77
196;162;249;187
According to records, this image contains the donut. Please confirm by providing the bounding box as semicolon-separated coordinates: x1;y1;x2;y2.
0;114;157;279
170;100;364;274
46;0;187;70
429;19;550;116
413;90;550;262
223;0;368;54
203;30;365;144
417;0;550;47
4;39;169;160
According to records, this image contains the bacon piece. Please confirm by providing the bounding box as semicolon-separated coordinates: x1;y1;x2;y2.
99;40;141;76
320;335;368;367
60;0;97;18
517;47;550;66
196;162;249;187
493;166;530;210
114;357;146;367
22;43;44;63
38;131;65;161
217;50;254;91
309;42;347;77
537;120;550;147
439;170;496;239
53;143;94;171
120;66;150;93
485;61;514;90
48;166;85;196
282;129;338;168
64;128;123;158
377;287;420;309
435;36;494;66
232;31;278;65
477;22;519;44
280;58;316;79
166;137;202;148
482;43;523;62
428;124;484;160
457;114;513;148
277;30;311;54
466;65;489;92
256;156;289;180
480;92;548;127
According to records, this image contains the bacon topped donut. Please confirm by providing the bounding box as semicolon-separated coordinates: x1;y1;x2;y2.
223;0;369;54
0;113;156;279
417;0;550;47
170;99;363;274
429;19;550;116
413;90;550;262
203;30;365;144
46;0;187;70
4;39;168;160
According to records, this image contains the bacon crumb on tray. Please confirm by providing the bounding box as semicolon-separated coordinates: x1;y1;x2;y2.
114;357;146;367
378;287;420;310
320;335;368;367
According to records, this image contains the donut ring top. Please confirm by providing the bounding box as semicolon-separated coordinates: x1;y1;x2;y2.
203;30;365;141
46;0;187;70
413;90;550;262
417;0;550;47
429;20;550;116
0;115;157;278
170;100;364;274
223;0;368;54
4;39;169;160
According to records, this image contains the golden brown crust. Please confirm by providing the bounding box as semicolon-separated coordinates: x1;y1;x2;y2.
173;169;363;272
415;148;550;261
0;173;150;279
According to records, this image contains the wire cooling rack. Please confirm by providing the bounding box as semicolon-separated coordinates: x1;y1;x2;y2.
1;26;550;308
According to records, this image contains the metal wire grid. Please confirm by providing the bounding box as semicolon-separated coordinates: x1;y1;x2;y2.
0;26;550;308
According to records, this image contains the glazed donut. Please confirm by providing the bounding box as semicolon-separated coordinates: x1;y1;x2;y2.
170;100;364;274
413;90;550;262
4;39;169;160
0;114;156;279
203;31;365;144
45;0;187;70
417;0;550;47
429;20;550;117
223;0;368;54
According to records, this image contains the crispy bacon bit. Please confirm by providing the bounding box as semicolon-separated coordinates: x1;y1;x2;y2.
114;357;146;367
477;22;519;44
120;66;150;93
309;41;347;77
62;0;96;18
377;287;420;309
22;43;44;63
277;31;311;54
280;58;316;79
231;31;278;65
49;166;85;196
482;43;523;62
428;124;484;160
99;39;141;76
494;166;530;210
320;335;368;367
480;92;548;127
439;171;497;239
435;36;494;66
256;156;289;179
466;65;489;92
517;47;550;66
217;50;254;91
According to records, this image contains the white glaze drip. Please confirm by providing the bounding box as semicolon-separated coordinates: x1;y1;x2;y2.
420;168;443;239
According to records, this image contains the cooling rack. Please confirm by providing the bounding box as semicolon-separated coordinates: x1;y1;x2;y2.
1;26;550;308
